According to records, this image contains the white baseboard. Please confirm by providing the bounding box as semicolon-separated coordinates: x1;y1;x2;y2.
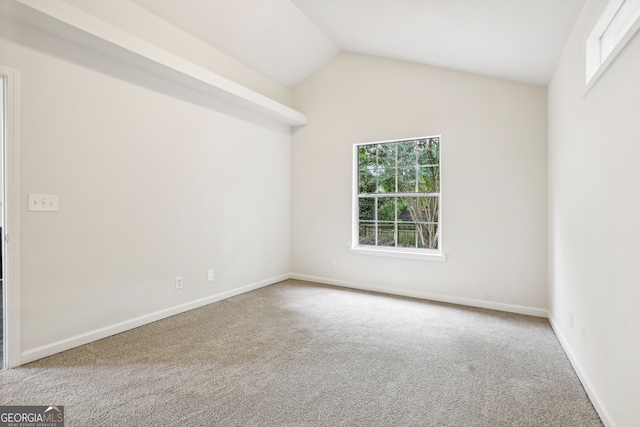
547;314;616;427
20;273;290;365
290;273;548;317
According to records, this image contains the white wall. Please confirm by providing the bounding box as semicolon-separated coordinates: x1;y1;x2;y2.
291;52;548;313
0;14;292;357
548;1;640;425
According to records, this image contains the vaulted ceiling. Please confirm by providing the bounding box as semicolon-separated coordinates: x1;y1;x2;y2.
130;0;586;88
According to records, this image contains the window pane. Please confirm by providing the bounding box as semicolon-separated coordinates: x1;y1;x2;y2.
359;168;377;194
601;0;640;62
397;141;417;166
377;222;396;246
377;143;396;167
417;223;439;249
377;197;395;221
376;166;396;193
397;167;416;193
417;138;439;165
359;222;376;246
398;222;417;247
415;196;439;223
399;197;417;222
359;198;375;221
397;198;413;222
418;166;439;193
358;145;377;168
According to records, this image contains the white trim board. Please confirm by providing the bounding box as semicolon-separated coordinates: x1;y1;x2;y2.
0;64;21;369
290;273;548;318
0;0;306;127
547;314;616;427
20;274;290;365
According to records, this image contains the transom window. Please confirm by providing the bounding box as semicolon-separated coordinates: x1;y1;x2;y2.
353;136;441;252
586;0;640;87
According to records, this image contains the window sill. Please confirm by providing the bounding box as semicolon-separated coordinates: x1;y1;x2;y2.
348;246;446;262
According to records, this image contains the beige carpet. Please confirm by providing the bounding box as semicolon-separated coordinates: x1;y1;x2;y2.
0;280;602;426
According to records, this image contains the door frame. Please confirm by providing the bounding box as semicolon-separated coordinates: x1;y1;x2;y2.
1;64;21;368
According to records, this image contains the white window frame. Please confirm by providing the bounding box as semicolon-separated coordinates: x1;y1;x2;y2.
349;136;446;262
586;0;640;91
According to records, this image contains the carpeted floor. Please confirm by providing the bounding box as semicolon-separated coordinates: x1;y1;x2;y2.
0;279;602;426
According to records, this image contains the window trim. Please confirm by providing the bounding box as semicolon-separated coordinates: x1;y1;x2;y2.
351;135;445;261
348;246;447;262
585;0;640;92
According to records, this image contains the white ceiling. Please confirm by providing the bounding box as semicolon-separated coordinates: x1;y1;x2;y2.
131;0;586;88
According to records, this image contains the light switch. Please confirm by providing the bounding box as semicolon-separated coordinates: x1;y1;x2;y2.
28;194;59;212
45;195;59;211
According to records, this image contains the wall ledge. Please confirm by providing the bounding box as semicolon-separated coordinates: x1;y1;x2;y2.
0;0;306;127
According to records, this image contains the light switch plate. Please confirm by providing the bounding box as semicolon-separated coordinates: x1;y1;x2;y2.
28;194;59;212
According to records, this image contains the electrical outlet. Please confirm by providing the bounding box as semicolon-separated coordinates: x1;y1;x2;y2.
331;259;338;268
569;311;574;330
581;327;587;346
207;270;214;282
175;276;184;290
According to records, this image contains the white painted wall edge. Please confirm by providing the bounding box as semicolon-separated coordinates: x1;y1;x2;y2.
0;64;21;369
20;273;290;365
547;314;616;427
0;0;306;127
290;273;548;317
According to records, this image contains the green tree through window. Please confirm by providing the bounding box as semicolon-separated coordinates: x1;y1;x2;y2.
356;136;440;250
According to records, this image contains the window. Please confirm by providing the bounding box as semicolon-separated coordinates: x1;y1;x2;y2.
586;0;640;87
352;136;443;260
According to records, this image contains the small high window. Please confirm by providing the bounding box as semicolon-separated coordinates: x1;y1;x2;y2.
352;136;442;256
586;0;640;86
